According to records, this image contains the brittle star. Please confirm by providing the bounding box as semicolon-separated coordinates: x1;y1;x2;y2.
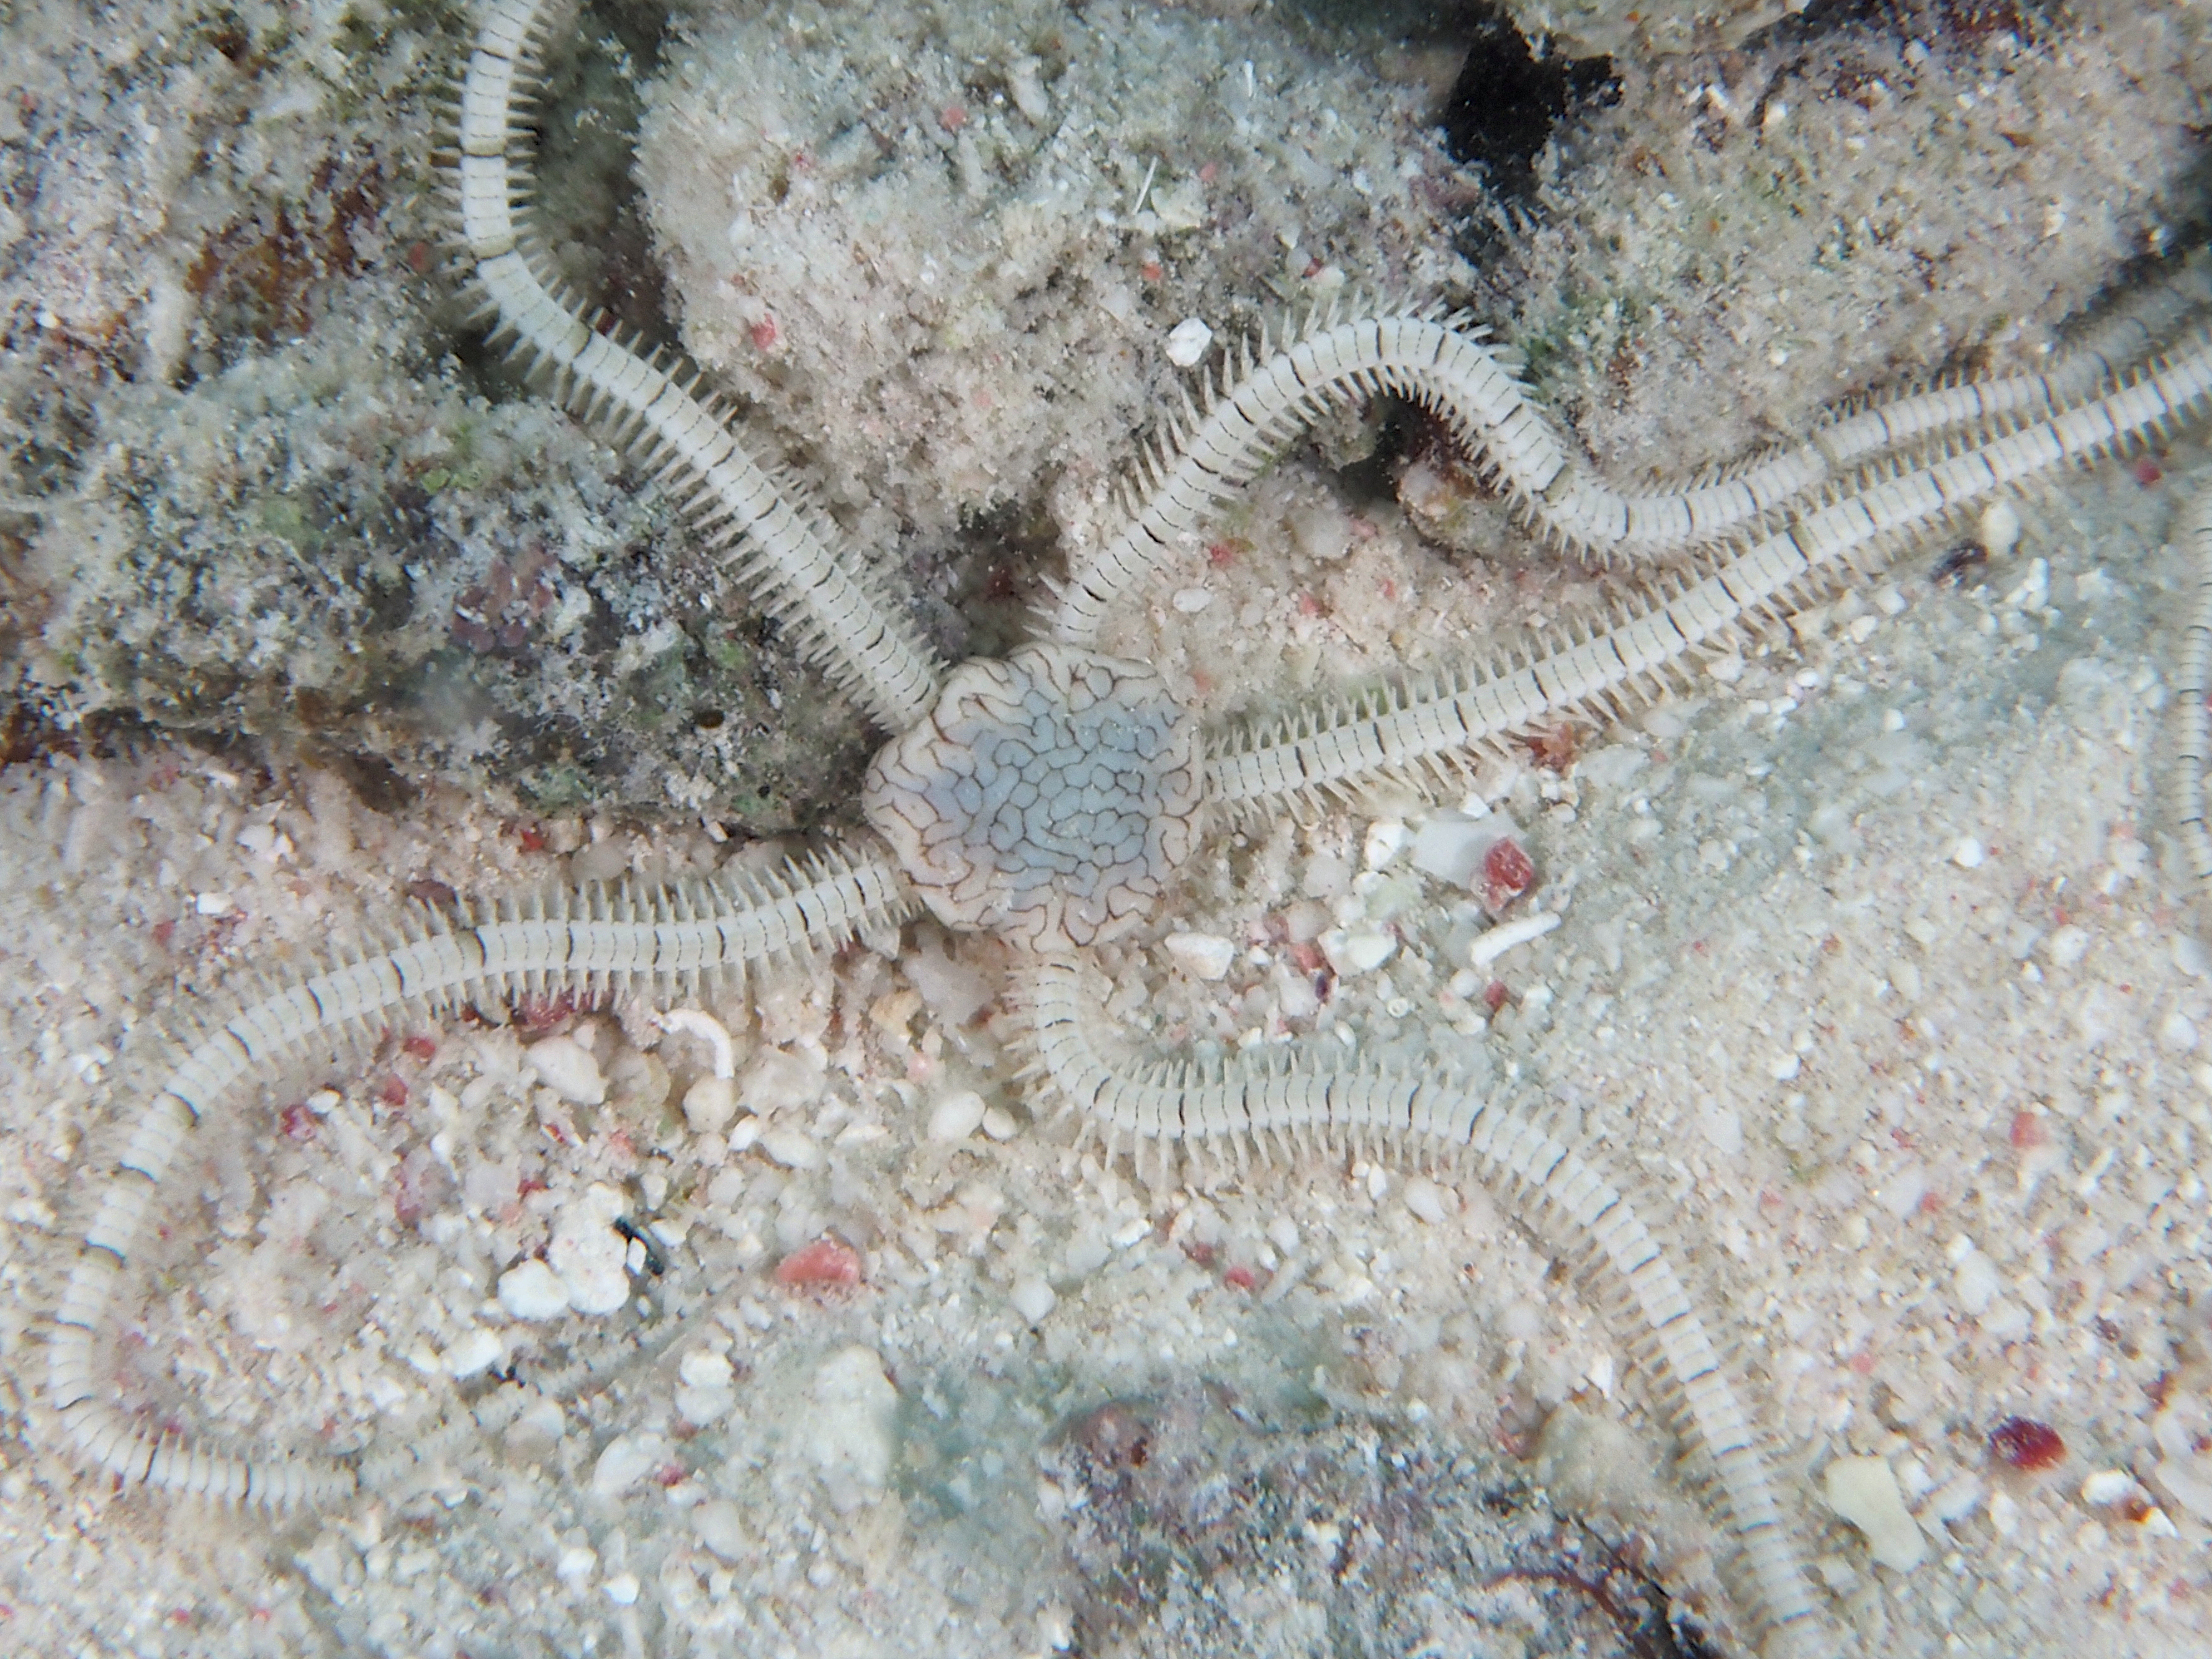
36;2;2212;1655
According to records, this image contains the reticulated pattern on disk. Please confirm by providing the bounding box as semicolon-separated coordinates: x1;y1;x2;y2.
863;644;1204;950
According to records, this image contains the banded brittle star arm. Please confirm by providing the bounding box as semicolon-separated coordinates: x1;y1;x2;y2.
47;852;912;1508
1195;330;2212;816
1017;955;1821;1659
453;0;943;731
1051;286;2212;652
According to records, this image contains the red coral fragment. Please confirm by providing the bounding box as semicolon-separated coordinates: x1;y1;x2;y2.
1480;837;1535;912
1990;1415;2065;1471
775;1238;862;1288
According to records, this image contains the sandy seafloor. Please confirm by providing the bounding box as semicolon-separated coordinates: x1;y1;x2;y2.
8;1;2212;1656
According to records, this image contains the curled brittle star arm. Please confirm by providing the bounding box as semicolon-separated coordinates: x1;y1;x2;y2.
1203;330;2212;816
45;850;913;1508
1053;274;2212;647
453;0;942;731
1015;953;1822;1659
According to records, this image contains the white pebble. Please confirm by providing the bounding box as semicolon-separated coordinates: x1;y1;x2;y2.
1164;316;1213;366
591;1431;668;1499
680;1350;735;1391
1951;837;1986;870
1362;820;1411;870
675;1385;734;1427
1061;1229;1112;1279
2160;1011;2199;1054
1951;1247;2000;1315
1988;1489;2020;1536
1010;1275;1058;1323
1824;1455;1927;1571
2081;1468;2138;1506
555;1544;597;1586
2175;935;2212;978
1171;587;1212;613
683;1075;739;1135
1879;1165;1928;1218
927;1090;988;1143
602;1573;639;1606
1979;499;2022;557
443;1328;506;1378
1322;925;1396;976
1585;1352;1615;1397
760;1127;824;1170
1401;1176;1450;1225
497;1259;571;1321
527;1035;606;1106
1164;932;1236;980
2044;925;2090;968
548;1183;631;1316
1468;912;1560;968
194;891;235;917
693;1499;746;1562
981;1105;1019;1141
740;1045;825;1113
1006;56;1050;123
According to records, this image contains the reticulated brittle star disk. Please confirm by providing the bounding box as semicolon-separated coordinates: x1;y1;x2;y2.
864;645;1205;950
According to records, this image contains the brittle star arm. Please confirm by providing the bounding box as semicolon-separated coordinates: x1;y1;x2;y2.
1016;953;1820;1659
1199;335;2212;813
2172;485;2212;898
45;849;914;1508
452;0;943;732
1051;283;2212;650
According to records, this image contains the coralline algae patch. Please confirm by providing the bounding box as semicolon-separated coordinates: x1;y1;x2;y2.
634;0;1478;543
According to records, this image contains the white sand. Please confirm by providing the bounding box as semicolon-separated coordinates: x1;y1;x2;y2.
4;3;2211;1655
